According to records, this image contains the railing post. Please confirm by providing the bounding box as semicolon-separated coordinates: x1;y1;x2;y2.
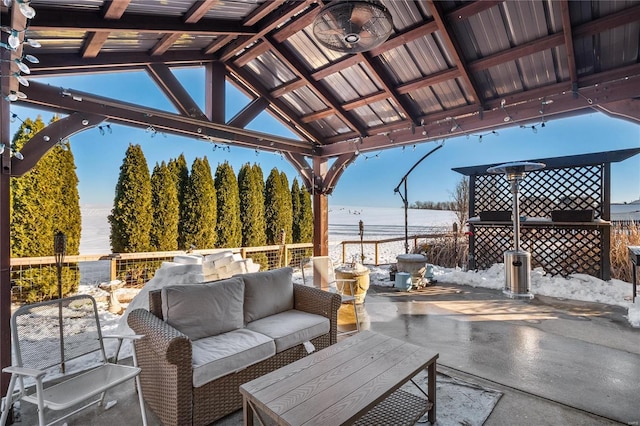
283;244;289;268
342;243;346;264
375;243;379;266
110;256;117;281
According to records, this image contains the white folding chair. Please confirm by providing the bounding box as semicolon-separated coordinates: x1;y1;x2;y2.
0;294;147;426
301;256;360;335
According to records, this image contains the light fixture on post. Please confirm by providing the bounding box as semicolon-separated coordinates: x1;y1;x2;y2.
487;161;545;299
15;0;36;19
313;0;393;53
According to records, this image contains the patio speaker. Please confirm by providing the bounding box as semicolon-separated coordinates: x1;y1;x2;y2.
313;0;394;53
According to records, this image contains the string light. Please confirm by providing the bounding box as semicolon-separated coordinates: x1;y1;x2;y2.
97;124;112;135
212;144;230;152
519;122;546;134
471;130;499;142
500;99;513;122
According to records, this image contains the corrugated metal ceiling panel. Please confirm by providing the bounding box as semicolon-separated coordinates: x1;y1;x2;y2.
518;51;559;90
245;51;297;90
409;87;446;115
352;105;384;128
431;80;469;110
407;36;451;76
125;0;190;17
383;0;427;31
378;47;423;85
464;6;510;57
368;99;404;124
287;86;327;114
323;73;361;103
331;65;380;100
502;1;549;44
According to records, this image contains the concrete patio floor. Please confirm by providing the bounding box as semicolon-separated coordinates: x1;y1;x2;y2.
9;281;639;425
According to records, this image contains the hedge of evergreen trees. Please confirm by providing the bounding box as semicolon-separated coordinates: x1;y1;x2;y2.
109;145;314;269
10;116;81;302
9;116;314;300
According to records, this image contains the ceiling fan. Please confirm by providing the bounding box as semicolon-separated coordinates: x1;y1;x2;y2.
312;0;394;53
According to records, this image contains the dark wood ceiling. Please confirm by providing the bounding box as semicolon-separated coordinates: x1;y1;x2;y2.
2;0;639;191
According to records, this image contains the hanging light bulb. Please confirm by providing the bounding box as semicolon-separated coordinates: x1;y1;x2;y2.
16;1;36;19
14;59;30;74
2;0;12;8
23;53;39;63
25;38;40;48
0;144;5;155
8;29;20;49
13;150;24;160
4;90;26;102
13;72;29;86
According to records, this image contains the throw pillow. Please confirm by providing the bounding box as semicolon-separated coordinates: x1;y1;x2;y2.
161;276;245;340
241;267;294;323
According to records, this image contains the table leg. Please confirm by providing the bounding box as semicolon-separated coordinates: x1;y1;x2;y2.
427;361;436;424
243;397;254;426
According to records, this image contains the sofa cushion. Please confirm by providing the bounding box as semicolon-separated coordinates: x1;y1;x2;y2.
241;267;294;323
191;329;275;387
161;277;245;340
246;310;329;353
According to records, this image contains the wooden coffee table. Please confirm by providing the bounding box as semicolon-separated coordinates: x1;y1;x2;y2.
240;331;438;425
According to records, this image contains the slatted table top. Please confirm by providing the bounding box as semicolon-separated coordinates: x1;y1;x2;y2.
240;331;438;426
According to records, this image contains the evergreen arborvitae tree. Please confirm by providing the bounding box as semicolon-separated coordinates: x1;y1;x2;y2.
151;161;179;251
280;171;293;244
298;183;314;243
215;161;242;248
108;144;153;253
264;168;293;245
264;168;282;245
182;157;217;250
238;163;267;269
11;116;81;301
238;163;267;247
291;178;302;243
168;154;189;250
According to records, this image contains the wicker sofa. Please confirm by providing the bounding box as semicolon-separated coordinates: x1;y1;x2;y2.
127;267;341;426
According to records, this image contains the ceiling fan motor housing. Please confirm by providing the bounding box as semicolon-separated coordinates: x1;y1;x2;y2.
313;0;394;53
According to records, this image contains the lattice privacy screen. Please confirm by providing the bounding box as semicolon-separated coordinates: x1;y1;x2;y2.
470;164;610;279
473;166;603;218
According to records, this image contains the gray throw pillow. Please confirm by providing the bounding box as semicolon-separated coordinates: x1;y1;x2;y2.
161;276;245;340
241;267;294;323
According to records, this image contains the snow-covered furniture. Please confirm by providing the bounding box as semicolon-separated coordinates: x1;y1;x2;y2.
0;295;147;426
127;267;341;426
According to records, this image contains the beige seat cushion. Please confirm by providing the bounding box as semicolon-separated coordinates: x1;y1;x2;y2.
191;329;275;388
241;267;294;323
161;277;244;340
246;310;329;353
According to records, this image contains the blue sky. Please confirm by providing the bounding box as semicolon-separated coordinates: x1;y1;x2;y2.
9;67;640;207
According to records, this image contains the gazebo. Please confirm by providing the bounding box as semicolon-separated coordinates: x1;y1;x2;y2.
1;0;639;395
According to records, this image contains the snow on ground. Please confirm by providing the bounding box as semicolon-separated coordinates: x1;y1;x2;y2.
78;204;639;328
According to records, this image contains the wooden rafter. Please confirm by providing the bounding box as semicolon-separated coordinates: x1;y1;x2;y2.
219;0;313;62
28;7;255;35
145;63;206;118
226;63;322;143
560;0;578;84
81;0;131;58
426;0;481;106
265;37;367;137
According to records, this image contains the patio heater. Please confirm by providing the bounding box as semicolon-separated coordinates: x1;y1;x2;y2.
486;161;545;299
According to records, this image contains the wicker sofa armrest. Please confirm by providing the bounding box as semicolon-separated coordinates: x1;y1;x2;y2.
293;284;341;344
127;308;192;365
128;308;194;425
